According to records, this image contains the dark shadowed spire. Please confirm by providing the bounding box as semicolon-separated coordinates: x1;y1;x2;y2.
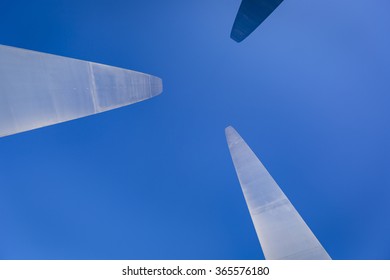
231;0;284;42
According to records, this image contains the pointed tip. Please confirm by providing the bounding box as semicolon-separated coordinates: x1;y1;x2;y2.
225;126;244;148
150;76;163;97
230;32;244;43
225;125;236;138
225;125;234;133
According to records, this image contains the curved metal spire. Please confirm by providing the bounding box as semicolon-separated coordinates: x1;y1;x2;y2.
0;45;162;137
231;0;284;42
225;126;331;259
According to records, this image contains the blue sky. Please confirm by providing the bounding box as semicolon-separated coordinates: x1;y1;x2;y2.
0;0;389;259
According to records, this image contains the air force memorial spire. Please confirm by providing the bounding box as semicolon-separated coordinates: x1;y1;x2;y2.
231;0;284;42
0;45;162;137
225;126;331;260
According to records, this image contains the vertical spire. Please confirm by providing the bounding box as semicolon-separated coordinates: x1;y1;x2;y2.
225;126;331;259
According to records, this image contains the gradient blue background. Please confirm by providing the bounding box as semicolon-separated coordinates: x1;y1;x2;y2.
0;0;389;259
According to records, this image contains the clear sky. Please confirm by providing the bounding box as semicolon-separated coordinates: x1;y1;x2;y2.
0;0;389;260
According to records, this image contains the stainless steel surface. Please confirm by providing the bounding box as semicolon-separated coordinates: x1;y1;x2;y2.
226;126;331;259
0;45;162;137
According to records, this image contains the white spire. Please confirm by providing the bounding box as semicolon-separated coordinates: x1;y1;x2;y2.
0;45;162;137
